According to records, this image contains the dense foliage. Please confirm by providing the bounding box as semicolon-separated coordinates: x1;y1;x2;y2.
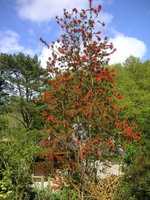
113;57;150;137
114;142;150;200
0;126;40;199
0;53;44;199
112;57;150;200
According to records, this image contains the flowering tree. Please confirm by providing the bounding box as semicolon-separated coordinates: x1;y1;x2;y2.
39;0;141;187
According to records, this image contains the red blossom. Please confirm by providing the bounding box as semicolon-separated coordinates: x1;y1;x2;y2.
89;0;92;9
117;95;123;99
110;43;113;49
96;31;101;34
72;8;78;13
98;4;102;12
92;57;97;61
88;32;92;38
34;99;38;104
93;9;97;14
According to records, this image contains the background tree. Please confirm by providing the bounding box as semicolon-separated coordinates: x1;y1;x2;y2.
113;57;150;137
0;53;45;129
111;57;150;200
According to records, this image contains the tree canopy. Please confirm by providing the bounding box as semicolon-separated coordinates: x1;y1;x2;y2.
0;53;44;129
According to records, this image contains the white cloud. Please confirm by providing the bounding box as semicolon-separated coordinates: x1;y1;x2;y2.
0;30;34;55
16;0;113;25
0;30;22;53
108;34;147;64
39;46;50;68
16;0;88;23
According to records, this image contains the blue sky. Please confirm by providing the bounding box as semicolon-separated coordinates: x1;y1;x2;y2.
0;0;149;67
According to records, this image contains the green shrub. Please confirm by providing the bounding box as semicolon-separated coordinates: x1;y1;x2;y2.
0;127;40;199
32;188;78;200
114;140;150;200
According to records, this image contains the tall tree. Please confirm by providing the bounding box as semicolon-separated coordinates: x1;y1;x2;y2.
39;0;141;188
0;53;44;129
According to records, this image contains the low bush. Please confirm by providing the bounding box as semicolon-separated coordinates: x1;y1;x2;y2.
114;140;150;200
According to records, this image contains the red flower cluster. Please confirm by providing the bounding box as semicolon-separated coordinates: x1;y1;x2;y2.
34;99;38;104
